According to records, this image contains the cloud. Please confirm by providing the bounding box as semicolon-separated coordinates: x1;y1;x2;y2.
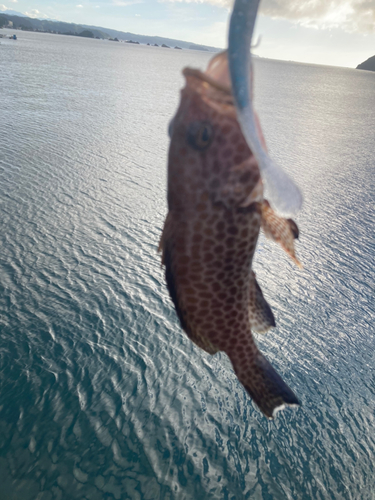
259;0;375;33
159;0;229;6
112;0;144;5
0;4;8;10
24;9;48;18
76;4;83;7
159;0;375;34
10;0;17;3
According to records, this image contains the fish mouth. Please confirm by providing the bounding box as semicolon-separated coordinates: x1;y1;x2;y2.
183;51;231;95
182;52;237;116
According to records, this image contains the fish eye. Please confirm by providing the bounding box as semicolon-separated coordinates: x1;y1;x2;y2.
187;121;213;151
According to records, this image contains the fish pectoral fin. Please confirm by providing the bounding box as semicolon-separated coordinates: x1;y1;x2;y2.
260;200;302;268
241;352;300;419
249;272;275;334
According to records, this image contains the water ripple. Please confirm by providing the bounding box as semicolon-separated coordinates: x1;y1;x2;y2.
0;31;374;499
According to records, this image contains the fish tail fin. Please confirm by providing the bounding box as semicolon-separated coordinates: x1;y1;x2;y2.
240;352;300;419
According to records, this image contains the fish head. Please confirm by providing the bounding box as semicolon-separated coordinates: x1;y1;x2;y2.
167;51;263;212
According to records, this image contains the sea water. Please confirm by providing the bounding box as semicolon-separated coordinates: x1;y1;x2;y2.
0;29;374;499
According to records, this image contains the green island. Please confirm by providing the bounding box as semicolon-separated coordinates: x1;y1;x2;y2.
0;12;217;51
356;55;375;72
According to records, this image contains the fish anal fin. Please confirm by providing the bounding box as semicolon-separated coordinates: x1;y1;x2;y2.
191;329;219;355
261;201;302;268
249;272;275;334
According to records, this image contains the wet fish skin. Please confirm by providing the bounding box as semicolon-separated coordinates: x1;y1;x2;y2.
160;54;299;419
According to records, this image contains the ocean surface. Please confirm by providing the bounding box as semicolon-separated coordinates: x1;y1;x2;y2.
0;29;374;500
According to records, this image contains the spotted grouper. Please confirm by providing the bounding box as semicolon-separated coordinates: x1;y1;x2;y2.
159;52;301;419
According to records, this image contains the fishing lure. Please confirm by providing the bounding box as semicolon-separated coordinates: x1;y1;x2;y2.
228;0;303;216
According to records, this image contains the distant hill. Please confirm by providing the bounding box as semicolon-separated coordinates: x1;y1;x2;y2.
79;24;218;51
0;12;219;52
0;9;27;17
0;13;110;38
356;55;375;72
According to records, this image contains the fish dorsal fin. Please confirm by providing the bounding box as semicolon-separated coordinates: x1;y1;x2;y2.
249;272;275;334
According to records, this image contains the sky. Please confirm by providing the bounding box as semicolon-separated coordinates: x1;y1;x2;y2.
1;0;375;68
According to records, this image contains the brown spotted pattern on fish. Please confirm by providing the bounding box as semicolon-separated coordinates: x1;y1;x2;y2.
159;52;300;418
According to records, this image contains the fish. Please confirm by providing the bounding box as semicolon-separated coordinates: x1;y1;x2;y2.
228;0;303;217
159;51;301;419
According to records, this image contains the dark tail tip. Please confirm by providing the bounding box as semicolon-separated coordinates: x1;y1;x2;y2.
287;218;299;239
243;354;300;419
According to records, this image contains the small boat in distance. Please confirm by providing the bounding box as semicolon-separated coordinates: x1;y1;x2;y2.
9;34;17;40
